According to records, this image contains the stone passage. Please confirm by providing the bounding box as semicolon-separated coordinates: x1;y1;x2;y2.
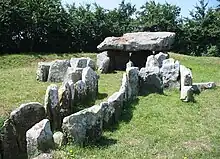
96;32;175;72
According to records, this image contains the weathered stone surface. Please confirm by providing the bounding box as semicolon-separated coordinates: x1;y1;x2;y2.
180;86;194;102
155;52;169;68
107;91;124;125
119;73;131;103
192;82;216;93
126;67;139;99
47;60;70;82
139;68;163;95
145;55;160;74
97;32;175;52
126;61;134;68
53;131;66;148
26;119;54;159
97;52;110;73
36;62;51;82
66;80;75;112
62;105;104;145
45;84;61;131
160;58;180;88
63;67;83;84
59;82;72;120
70;57;96;70
74;80;87;104
82;67;99;100
1;119;21;159
180;65;193;88
9;102;46;156
32;153;53;159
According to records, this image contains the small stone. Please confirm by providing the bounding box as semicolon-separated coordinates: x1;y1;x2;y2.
26;119;54;159
180;86;194;102
53;131;66;148
192;82;216;93
32;153;53;159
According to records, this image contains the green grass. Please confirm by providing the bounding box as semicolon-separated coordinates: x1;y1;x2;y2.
0;52;220;158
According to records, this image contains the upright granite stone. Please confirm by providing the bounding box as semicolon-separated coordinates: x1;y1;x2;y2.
126;61;134;69
59;82;72;120
82;67;99;101
26;119;54;159
107;91;124;125
97;32;176;52
145;55;160;74
126;67;139;100
1;119;20;159
44;84;61;130
180;65;193;88
155;52;169;68
97;52;110;73
70;57;96;70
9;102;46;156
62;105;104;145
74;80;87;104
63;67;83;84
119;73;131;103
36;62;51;82
47;60;70;82
180;86;194;102
160;58;180;88
139;68;163;95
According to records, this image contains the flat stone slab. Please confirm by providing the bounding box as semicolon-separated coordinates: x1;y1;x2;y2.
97;32;175;52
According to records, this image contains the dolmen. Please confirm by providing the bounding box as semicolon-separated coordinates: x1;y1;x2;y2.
96;32;175;73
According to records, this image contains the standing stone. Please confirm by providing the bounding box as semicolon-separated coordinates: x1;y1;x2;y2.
66;80;75;112
180;65;193;88
59;82;72;120
139;68;163;95
126;61;134;69
145;55;160;74
87;58;96;70
155;52;169;68
107;91;124;125
63;67;83;84
97;52;110;73
36;62;51;82
74;80;87;104
70;57;96;70
126;67;139;100
45;84;61;131
47;60;70;82
9;102;46;156
62;105;104;145
180;86;194;102
160;58;180;88
53;131;66;148
82;67;99;101
1;119;20;159
119;73;131;103
26;119;54;159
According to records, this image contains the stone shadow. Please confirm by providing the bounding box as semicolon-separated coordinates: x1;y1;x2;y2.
97;93;108;100
84;136;117;148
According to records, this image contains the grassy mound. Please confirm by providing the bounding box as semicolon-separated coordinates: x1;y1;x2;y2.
0;53;220;158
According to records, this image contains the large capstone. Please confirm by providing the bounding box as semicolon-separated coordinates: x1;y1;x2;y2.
97;32;175;52
97;51;110;73
47;60;70;82
44;84;61;131
160;58;180;88
36;62;51;82
26;119;54;159
62;105;104;145
63;67;83;84
9;102;46;156
139;68;163;95
70;57;96;70
82;67;99;101
1;119;21;159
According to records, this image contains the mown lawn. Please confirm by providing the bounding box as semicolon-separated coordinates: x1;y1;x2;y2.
0;53;220;158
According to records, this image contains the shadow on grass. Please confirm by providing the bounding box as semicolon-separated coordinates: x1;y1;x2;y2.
85;136;117;148
97;93;108;100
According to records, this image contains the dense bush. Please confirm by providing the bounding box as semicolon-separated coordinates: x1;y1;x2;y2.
0;0;220;56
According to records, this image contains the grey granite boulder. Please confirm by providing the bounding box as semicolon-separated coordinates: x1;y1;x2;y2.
180;65;193;88
97;32;175;52
9;102;46;156
70;57;96;70
160;58;180;88
192;82;216;93
126;67;139;100
26;119;54;159
180;86;194;102
82;67;99;100
63;67;83;84
97;52;110;73
155;52;169;68
53;131;66;148
44;84;61;130
139;68;163;95
74;80;87;104
126;60;134;69
36;62;51;82
145;55;160;74
1;119;20;159
62;105;104;145
119;73;131;103
47;60;70;82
